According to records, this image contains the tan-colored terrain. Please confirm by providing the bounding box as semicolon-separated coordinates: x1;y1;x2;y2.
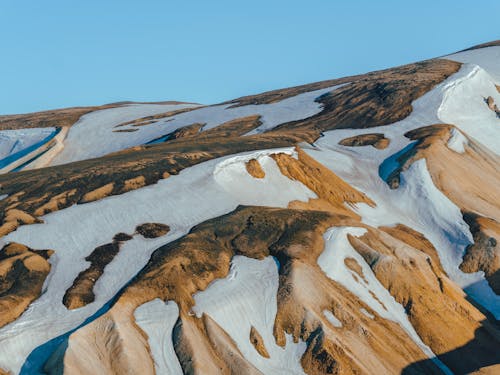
0;243;53;328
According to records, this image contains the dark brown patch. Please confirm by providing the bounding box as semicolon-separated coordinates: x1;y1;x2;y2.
274;60;460;134
460;212;500;294
136;223;170;239
114;106;201;128
339;133;390;149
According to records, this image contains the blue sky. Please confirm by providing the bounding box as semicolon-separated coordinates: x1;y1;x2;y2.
1;0;499;114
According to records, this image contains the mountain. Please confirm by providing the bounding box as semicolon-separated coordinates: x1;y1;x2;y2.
0;41;499;375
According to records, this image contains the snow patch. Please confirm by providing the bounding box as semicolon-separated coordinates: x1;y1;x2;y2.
192;256;307;375
213;148;317;207
438;64;500;154
360;308;375;319
322;310;342;328
134;299;183;375
447;128;467;153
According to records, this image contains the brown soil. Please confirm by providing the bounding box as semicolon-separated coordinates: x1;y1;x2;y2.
273;59;460;133
80;183;114;203
339;133;390;149
0;242;54;328
245;159;265;179
135;223;170;238
344;257;368;283
123;176;146;192
63;235;131;310
0;105;117;131
348;229;500;374
249;326;270;358
114;106;202;128
460;212;500;294
271;147;375;218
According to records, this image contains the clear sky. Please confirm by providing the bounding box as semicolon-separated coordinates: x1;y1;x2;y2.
1;0;499;115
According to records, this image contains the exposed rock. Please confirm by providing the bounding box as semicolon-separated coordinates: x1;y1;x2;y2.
113;232;134;242
271;147;375;218
249;326;270;358
348;229;500;374
339;133;390;149
80;183;114;203
63;232;134;309
135;223;170;238
274;59;461;132
245;159;265;179
0;242;54;328
460;212;500;293
114;106;201;128
344;257;367;283
123;176;146;193
486;96;495;111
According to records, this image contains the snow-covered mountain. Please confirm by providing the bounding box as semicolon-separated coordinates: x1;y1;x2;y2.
0;41;499;375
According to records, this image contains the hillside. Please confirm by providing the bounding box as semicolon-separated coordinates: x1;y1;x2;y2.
0;41;499;375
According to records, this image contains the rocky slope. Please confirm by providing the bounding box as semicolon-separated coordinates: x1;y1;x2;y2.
0;41;499;375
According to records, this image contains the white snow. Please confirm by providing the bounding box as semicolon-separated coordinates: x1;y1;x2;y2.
447;46;500;83
49;86;339;166
360;308;375;319
438;64;500;154
319;226;452;374
322;310;342;328
446;127;467;153
192;256;307;375
134;299;183;375
0;148;316;374
213;148;316;206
